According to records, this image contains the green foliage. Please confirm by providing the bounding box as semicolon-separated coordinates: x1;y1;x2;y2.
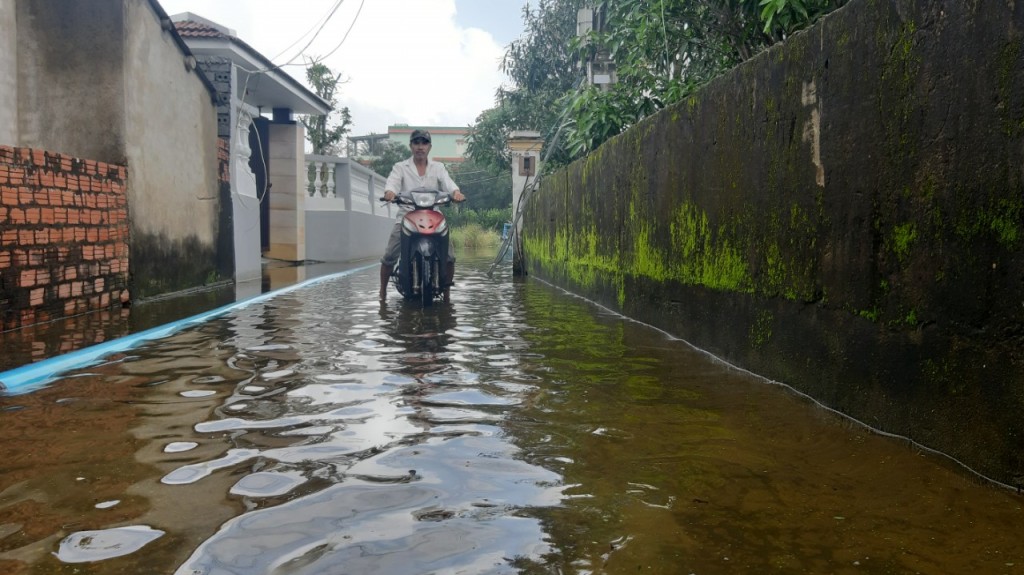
300;61;352;155
466;0;587;171
368;140;409;178
468;0;848;168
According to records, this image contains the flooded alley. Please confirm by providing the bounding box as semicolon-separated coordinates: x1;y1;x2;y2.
1;253;1022;575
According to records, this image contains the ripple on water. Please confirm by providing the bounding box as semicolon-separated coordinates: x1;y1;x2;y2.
179;390;216;398
164;441;199;453
161;448;260;485
56;526;165;563
230;471;307;497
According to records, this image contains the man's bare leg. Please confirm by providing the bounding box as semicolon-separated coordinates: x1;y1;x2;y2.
379;264;391;301
443;261;454;303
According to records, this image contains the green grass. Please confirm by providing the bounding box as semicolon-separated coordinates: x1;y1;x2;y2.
450;224;501;250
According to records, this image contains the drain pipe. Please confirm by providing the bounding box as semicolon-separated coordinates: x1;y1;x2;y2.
0;265;374;395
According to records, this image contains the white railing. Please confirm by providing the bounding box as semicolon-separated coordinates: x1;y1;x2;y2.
303;155;395;262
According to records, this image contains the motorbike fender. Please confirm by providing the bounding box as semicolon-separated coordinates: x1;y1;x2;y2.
414;237;436;259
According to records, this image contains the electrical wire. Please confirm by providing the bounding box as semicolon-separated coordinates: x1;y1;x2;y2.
270;0;344;62
308;0;366;63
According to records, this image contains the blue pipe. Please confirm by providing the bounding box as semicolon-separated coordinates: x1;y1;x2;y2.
0;265;374;395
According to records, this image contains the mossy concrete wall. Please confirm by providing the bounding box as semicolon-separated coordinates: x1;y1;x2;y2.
522;0;1024;485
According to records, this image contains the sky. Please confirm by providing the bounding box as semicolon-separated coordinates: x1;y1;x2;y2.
157;0;530;137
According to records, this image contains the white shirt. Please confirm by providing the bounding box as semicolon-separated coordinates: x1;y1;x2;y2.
385;157;460;218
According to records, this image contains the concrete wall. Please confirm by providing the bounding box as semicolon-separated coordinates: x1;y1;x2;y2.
7;0;228;300
0;0;17;145
123;0;229;298
523;0;1024;485
16;0;126;162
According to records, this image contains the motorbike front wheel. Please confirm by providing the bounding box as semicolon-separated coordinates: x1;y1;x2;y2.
418;256;434;306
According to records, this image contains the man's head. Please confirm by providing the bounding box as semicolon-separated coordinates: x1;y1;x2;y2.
409;129;431;161
410;129;431;145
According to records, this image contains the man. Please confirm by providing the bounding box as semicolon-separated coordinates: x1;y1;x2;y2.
380;129;465;301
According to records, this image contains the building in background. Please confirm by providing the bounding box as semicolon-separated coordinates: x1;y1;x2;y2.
387;125;468;164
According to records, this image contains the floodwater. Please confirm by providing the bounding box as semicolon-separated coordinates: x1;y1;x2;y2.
0;252;1022;574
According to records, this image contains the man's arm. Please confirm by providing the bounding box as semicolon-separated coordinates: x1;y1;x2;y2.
436;164;465;202
383;160;405;201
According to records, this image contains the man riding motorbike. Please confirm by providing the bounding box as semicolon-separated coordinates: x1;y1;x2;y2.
380;129;465;302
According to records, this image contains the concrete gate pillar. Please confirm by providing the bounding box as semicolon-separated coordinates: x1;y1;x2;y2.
265;119;306;262
508;131;543;276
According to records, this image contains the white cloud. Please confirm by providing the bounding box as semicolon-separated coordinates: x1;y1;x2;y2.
159;0;509;136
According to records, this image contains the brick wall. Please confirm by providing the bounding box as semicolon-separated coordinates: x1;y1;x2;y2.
0;145;130;331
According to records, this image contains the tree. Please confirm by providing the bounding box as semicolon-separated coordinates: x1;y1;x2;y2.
450;158;513;212
468;0;848;169
367;140;410;178
466;0;587;172
301;61;353;155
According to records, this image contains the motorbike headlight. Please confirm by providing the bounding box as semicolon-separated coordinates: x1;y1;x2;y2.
436;219;448;234
412;191;435;207
402;218;417;233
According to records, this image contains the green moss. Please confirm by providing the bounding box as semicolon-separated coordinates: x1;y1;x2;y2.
892;222;917;261
879;21;920;163
750;310;774;348
669;202;752;292
859;307;880;322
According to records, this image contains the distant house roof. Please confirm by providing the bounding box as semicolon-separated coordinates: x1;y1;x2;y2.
172;13;330;116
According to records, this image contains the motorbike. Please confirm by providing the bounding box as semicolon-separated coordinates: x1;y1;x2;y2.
383;188;454;305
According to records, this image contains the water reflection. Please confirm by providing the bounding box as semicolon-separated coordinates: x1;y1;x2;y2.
0;254;1021;574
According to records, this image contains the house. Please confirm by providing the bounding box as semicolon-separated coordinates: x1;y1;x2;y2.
387;125;469;164
171;12;332;282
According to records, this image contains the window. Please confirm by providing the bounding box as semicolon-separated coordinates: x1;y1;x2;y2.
519;156;535;176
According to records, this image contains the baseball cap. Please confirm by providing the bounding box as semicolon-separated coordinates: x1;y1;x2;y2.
410;129;431;143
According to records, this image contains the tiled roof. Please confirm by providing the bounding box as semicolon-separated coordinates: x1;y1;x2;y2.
174;20;232;39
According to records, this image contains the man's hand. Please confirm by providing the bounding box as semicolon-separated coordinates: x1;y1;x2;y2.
383;190;396;202
453;190;466;202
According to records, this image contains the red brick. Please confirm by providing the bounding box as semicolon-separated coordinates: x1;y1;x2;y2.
9;167;25;185
25;207;40;224
1;186;17;205
63;265;77;280
29;287;44;306
20;269;35;287
33;229;48;244
39;172;54;187
71;281;83;296
19;188;33;204
2;229;17;244
57;283;71;298
19;229;34;245
86;228;99;242
0;251;9;269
